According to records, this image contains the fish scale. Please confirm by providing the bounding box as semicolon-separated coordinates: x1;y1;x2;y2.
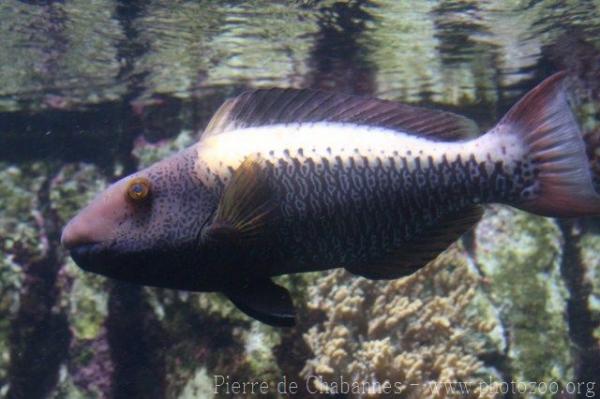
210;131;535;273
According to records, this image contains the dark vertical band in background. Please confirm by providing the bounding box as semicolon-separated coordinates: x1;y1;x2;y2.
104;3;168;398
7;169;71;399
106;284;166;399
305;0;376;95
558;220;600;399
6;3;72;397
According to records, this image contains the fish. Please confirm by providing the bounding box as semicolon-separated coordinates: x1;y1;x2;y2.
61;72;600;326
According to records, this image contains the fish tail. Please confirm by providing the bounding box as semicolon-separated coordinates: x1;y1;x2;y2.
497;71;600;217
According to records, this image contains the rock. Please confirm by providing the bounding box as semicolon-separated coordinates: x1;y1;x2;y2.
473;206;573;385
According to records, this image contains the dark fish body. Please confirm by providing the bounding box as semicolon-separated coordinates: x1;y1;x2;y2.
235;130;531;276
62;72;600;326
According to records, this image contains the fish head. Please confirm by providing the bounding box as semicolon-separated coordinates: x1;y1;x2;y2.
61;146;217;289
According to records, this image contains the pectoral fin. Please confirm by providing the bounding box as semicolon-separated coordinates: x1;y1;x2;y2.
202;158;276;245
224;280;296;327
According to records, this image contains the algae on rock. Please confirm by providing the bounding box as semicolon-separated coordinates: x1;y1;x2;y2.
474;206;572;385
0;163;50;389
49;163;110;341
132;129;197;169
580;233;600;341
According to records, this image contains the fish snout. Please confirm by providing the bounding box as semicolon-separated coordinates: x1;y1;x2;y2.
61;217;110;274
61;210;108;274
61;214;99;250
61;183;130;250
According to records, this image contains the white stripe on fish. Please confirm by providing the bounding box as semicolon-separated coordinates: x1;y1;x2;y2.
195;122;525;187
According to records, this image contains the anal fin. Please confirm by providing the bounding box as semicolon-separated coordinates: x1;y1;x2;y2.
347;206;483;279
224;279;296;327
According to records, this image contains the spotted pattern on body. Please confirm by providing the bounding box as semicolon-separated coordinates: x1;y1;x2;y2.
115;146;215;253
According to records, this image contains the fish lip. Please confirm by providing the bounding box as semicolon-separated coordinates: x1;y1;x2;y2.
69;242;103;272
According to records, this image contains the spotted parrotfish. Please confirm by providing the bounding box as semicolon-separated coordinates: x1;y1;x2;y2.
61;72;600;326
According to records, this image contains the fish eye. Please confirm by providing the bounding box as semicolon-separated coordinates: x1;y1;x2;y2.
126;177;151;202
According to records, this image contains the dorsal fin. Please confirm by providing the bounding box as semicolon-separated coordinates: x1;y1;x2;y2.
347;206;484;280
202;88;479;141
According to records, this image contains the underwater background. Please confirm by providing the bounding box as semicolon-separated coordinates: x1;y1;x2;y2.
1;0;600;398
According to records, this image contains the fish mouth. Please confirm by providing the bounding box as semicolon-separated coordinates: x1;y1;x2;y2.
68;241;223;292
68;241;153;282
69;242;106;273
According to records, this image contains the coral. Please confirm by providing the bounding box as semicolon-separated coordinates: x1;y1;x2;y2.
302;247;501;399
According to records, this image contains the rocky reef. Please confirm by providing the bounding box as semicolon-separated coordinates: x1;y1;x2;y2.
1;1;600;399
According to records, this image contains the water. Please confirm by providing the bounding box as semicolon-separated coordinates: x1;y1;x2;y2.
1;1;599;398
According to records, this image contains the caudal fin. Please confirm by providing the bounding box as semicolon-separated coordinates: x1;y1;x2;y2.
498;71;600;217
